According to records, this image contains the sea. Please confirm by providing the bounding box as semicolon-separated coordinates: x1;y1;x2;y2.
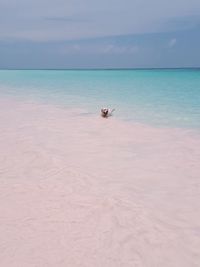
0;69;200;129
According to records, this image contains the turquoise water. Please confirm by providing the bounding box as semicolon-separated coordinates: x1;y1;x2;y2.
0;69;200;128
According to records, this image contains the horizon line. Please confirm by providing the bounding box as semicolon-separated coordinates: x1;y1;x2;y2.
0;67;200;71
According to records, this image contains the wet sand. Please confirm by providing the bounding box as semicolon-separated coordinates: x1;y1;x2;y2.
0;97;200;266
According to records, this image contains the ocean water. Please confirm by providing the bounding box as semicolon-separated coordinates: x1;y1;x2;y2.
0;69;200;128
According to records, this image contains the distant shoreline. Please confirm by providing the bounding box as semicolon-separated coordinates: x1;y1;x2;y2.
0;67;200;71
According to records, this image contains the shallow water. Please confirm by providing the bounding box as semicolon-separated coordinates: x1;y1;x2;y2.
0;98;200;266
0;69;200;128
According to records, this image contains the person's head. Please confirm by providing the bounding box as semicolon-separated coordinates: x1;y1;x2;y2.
101;108;109;117
102;108;108;113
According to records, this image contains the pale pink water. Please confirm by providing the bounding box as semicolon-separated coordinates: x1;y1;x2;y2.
0;97;200;266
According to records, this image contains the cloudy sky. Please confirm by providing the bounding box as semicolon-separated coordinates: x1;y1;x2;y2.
0;0;200;68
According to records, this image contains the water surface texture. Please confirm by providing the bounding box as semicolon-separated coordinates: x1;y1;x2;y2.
0;69;200;128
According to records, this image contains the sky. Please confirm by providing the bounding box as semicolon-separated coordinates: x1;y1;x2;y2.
0;0;200;68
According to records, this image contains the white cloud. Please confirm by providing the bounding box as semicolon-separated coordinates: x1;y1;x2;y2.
103;44;139;54
61;44;81;54
60;43;139;56
168;38;177;48
73;44;81;51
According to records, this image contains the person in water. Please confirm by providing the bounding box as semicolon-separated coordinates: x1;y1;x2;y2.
101;108;109;117
101;108;115;118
